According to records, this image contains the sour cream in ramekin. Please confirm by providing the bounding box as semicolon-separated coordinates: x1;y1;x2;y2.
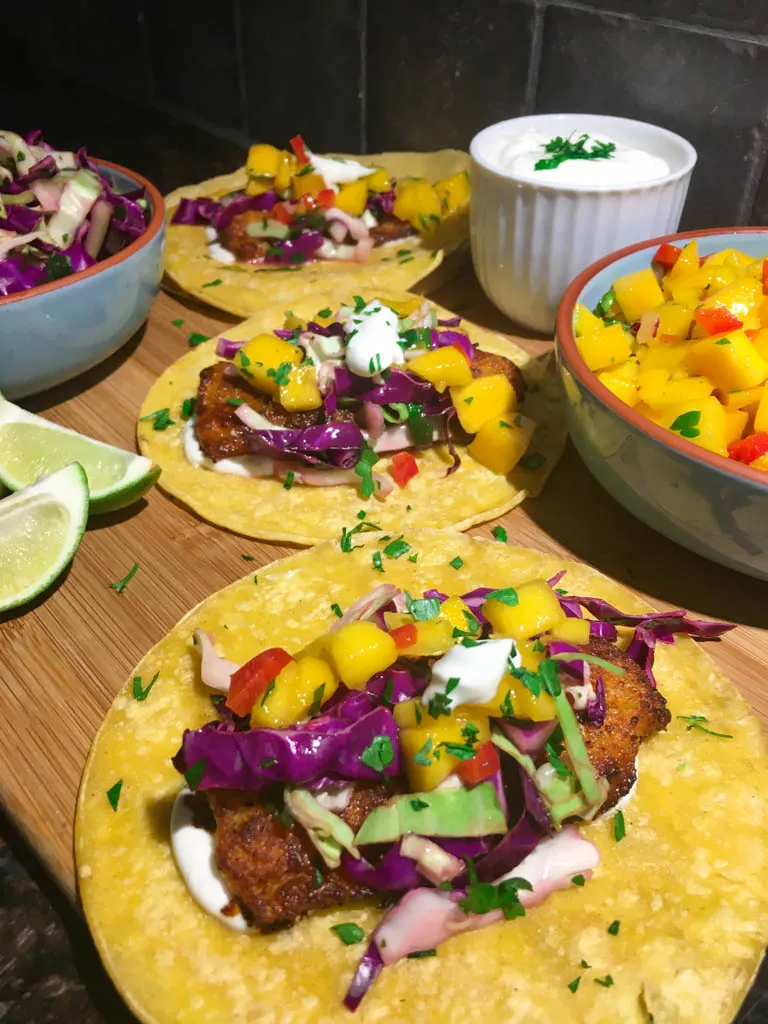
494;129;670;188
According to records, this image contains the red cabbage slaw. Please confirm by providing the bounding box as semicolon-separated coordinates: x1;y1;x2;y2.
172;574;733;1010
0;130;150;297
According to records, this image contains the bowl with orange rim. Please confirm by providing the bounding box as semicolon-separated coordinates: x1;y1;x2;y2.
0;158;164;400
555;227;768;580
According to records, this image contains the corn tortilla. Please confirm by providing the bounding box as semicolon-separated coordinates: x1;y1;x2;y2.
137;291;564;544
164;151;470;318
77;530;768;1024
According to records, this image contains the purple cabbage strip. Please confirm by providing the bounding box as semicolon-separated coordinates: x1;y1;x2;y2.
430;328;475;363
344;941;384;1012
499;719;557;755
170;190;277;229
561;597;734;640
306;320;345;338
273;328;298;340
365;190;395;218
342;844;421;892
0;255;46;296
264;230;324;265
245;422;364;469
334;366;448;410
0;205;44;233
437;316;461;327
173;705;400;790
589;620;618;641
626;626;659;688
586;676;606;727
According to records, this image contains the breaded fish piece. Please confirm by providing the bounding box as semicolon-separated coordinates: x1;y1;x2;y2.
575;638;671;809
209;783;390;930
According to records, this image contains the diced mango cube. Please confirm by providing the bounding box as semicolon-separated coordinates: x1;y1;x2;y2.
439;596;480;636
334;179;368;216
750;328;768;363
668;281;703;308
292;172;327;200
328;621;397;689
399;709;491;790
396;618;455;658
598;359;640;407
575;323;633;372
613;268;665;323
638;342;691;375
245;178;274;196
653;302;693;341
484;579;565;640
278;364;322;411
548;618;591;645
688;330;768;390
274;150;296;193
667;239;699;281
470;674;557;722
718;385;764;410
573;303;604;337
408;346;473;391
434;171;470;214
724;408;748;445
753;385;768;434
640;374;714;411
697;277;763;327
468;414;535;475
365;168;392;193
660;397;729;455
247;143;280;179
450;374;517;434
238;334;303;396
634;402;663;424
706;247;754;268
250;656;338;729
393;179;441;230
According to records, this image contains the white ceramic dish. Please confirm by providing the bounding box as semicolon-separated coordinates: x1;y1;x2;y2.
469;113;697;333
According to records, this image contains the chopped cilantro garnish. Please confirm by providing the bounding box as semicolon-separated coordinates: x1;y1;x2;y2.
313;865;324;888
404;591;441;621
106;780;123;811
594;975;614;988
261;758;277;769
360;735;395;773
383;536;410;559
267;361;293;387
714;338;730;345
132;672;158;702
520;452;546;471
427;691;454;720
308;683;326;717
283;470;295;490
184;758;206;790
545;741;572;779
435;740;476;761
242;554;255;561
492;525;507;542
607;919;620;935
202;278;223;287
181;397;197;419
352;295;365;311
486;586;518;607
354;441;380;499
580;959;591;969
140;408;174;431
535;133;616;172
410;798;429;812
188;332;210;347
171;318;184;327
372;551;384;572
109;561;139;594
260;679;276;706
449;556;463;570
568;977;581;993
226;398;244;406
677;714;732;738
407;949;437;958
500;689;515;719
670;410;701;439
331;923;365;945
408;552;419;563
613;810;626;842
511;664;543;697
464;396;474;405
316;306;332;318
331;602;343;618
571;874;586;887
414;737;432;766
400;255;415;264
459;863;533;919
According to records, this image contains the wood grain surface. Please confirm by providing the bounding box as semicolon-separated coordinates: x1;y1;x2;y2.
1;268;766;900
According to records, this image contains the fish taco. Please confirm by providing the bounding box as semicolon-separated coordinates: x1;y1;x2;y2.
138;292;563;543
164;136;470;317
76;529;768;1024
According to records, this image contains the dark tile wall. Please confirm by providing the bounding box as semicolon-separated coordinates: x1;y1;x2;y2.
8;0;768;228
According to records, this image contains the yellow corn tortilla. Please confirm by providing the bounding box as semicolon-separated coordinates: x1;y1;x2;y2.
138;291;564;544
76;530;768;1024
164;150;470;318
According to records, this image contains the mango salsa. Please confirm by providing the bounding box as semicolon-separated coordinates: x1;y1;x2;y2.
577;243;768;470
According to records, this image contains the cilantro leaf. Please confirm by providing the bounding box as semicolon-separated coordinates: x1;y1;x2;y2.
492;525;507;543
331;923;365;946
109;562;139;594
360;735;394;773
382;536;411;559
670;410;701;439
485;587;518;607
677;714;732;738
132;672;158;702
184;758;207;790
106;780;122;811
139;408;174;431
613;810;626;842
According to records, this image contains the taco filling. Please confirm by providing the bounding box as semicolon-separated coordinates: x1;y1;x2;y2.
180;296;535;496
170;134;469;267
172;573;732;1010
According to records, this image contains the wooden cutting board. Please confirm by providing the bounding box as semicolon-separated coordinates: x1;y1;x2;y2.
1;270;766;900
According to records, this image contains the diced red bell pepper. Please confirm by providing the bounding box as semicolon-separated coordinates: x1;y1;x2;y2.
455;741;500;786
762;258;768;295
272;202;293;226
390;623;418;649
693;304;743;335
289;134;309;166
728;432;768;464
316;188;335;209
226;648;295;716
652;242;682;271
390;451;419;488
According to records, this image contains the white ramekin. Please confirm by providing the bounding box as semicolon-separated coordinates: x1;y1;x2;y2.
470;113;697;333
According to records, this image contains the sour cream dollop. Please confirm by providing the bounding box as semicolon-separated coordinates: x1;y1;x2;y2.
308;152;373;187
422;638;522;710
492;129;670;187
344;299;404;378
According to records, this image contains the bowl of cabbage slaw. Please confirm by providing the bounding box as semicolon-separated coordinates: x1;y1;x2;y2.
0;130;164;399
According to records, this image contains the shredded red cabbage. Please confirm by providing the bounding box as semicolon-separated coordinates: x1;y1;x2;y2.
171;190;278;229
215;337;244;358
343;941;384;1012
431;328;475;363
244;421;364;469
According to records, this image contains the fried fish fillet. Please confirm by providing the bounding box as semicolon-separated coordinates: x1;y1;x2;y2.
208;783;390;931
575;638;671;809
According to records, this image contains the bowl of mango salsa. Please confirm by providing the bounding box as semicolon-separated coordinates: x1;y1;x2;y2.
556;228;768;580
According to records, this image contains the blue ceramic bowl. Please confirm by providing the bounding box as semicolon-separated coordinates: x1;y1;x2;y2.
555;227;768;581
0;159;165;399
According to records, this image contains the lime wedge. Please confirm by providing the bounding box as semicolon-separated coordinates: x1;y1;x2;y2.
0;463;89;613
0;394;160;514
